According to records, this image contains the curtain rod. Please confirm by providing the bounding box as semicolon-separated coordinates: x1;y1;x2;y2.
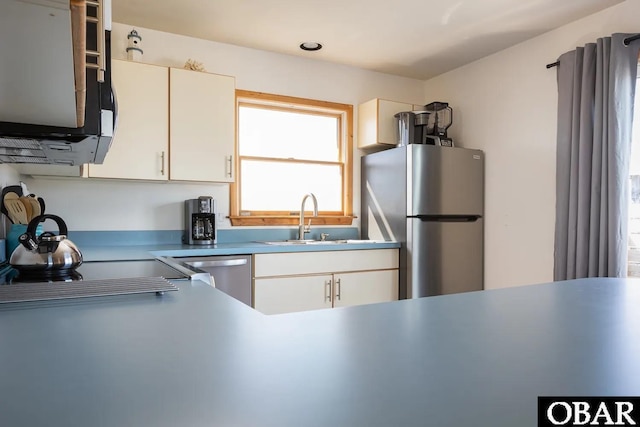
545;33;640;69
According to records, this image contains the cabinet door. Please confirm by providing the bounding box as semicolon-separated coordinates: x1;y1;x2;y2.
254;275;333;315
169;68;235;182
88;60;169;180
357;99;412;148
333;270;399;308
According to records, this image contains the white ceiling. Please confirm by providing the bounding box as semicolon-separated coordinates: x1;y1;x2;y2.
113;0;623;80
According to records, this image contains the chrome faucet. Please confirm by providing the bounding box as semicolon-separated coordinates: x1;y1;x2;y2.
298;193;318;240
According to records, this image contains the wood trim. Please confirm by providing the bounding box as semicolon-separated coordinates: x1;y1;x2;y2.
70;0;87;127
241;210;346;216
240;156;342;167
238;101;343;119
237;90;352;112
231;90;354;226
343;104;353;216
229;86;241;216
229;215;355;226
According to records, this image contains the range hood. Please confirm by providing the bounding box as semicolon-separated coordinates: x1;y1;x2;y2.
0;0;116;166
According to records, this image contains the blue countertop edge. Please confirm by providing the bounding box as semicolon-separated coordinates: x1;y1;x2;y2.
80;241;401;262
67;228;361;247
38;227;401;262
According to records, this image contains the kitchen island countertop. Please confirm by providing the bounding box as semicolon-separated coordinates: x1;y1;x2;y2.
1;277;639;426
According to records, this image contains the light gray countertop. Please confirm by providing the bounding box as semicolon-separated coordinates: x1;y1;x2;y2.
1;277;639;426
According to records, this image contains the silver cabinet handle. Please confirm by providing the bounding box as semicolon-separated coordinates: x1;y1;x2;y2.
226;155;233;178
335;278;341;301
325;279;332;303
186;259;247;268
160;151;166;176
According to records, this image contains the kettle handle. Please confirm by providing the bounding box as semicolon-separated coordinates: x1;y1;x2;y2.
25;214;68;238
19;214;68;251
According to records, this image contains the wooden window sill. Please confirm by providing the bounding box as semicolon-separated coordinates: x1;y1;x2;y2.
229;215;356;226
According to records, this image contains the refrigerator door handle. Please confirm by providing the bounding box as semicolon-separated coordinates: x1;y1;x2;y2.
413;215;482;222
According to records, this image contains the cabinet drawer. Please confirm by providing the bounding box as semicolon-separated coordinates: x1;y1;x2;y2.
254;249;398;277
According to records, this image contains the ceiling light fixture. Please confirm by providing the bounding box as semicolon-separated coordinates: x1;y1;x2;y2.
299;42;323;52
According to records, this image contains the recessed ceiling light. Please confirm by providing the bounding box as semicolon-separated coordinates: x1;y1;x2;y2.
299;42;323;51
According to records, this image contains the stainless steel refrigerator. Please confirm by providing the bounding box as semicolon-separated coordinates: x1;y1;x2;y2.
362;144;484;299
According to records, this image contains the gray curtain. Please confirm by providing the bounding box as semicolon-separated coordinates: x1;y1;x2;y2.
554;33;640;281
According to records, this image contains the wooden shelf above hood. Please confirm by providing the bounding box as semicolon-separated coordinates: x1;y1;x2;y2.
70;0;86;128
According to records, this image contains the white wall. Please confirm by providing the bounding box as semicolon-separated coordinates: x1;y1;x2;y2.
422;0;640;289
22;23;425;231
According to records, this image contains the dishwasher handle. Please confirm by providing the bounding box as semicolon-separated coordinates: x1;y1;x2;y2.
186;259;248;268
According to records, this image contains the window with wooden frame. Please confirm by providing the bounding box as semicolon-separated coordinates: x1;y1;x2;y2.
229;91;354;226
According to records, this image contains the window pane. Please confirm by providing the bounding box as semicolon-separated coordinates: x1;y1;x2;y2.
240;159;342;211
238;106;339;161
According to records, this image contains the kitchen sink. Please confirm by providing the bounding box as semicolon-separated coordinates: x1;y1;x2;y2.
260;239;384;245
260;240;336;245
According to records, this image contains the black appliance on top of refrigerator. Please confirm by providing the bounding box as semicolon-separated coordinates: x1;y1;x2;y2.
362;144;484;299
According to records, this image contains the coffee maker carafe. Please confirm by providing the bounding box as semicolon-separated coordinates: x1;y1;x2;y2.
185;196;217;245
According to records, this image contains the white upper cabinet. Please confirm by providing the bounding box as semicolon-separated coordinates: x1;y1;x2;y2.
84;62;236;183
88;60;169;180
169;68;236;182
357;98;413;148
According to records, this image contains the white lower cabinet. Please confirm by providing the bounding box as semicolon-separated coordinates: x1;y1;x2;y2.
253;249;399;315
254;275;333;314
332;270;399;308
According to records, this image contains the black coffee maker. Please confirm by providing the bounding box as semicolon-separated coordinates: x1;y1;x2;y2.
394;111;431;146
184;196;217;245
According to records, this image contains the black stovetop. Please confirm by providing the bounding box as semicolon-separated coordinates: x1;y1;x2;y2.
0;259;188;285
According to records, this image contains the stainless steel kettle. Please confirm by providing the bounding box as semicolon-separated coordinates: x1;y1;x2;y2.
9;214;83;271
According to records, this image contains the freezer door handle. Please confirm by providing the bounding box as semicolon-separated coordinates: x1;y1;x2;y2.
414;215;481;222
185;259;248;268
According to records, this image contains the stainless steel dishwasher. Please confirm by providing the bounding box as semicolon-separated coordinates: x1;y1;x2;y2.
172;255;252;306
